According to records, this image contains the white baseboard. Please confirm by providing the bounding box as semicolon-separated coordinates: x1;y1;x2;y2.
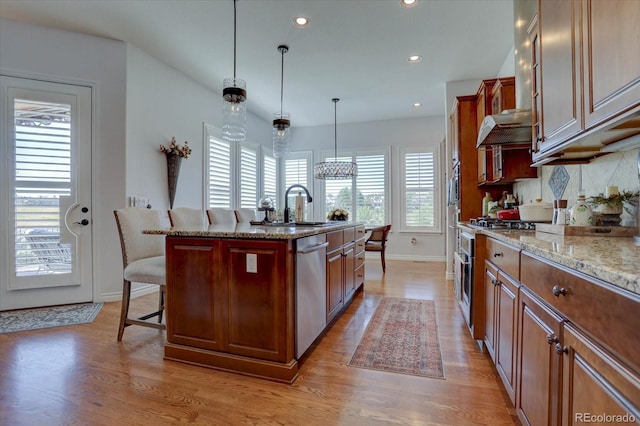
96;284;160;303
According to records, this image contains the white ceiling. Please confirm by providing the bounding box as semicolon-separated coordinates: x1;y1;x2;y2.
0;0;515;127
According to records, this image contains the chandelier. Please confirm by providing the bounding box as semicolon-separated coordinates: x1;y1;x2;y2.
314;98;358;179
273;45;290;158
222;0;246;142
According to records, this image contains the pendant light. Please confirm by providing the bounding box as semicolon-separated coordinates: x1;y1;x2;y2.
222;0;246;142
273;45;290;158
314;98;358;179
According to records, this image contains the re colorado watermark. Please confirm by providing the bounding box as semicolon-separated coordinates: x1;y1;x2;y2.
575;412;636;423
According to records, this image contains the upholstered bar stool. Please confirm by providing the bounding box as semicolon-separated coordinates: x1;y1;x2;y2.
234;208;257;223
206;208;238;225
168;207;206;227
113;208;166;341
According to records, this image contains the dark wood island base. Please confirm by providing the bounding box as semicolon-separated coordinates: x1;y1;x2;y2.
152;223;365;383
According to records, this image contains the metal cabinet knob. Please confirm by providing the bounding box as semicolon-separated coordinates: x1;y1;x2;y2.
552;285;567;297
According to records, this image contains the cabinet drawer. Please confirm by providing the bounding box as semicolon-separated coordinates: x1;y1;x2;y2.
521;252;640;370
355;225;365;240
486;237;520;280
355;250;365;268
343;227;355;244
355;237;365;253
326;230;344;251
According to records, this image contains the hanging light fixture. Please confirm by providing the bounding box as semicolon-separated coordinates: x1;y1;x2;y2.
222;0;246;142
314;98;358;179
273;44;290;159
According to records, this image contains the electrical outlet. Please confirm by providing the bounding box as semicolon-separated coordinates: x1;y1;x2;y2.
246;253;257;273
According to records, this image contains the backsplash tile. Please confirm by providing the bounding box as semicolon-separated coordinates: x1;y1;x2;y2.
514;149;639;223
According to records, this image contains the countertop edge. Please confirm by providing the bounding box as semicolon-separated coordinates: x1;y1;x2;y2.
459;223;640;295
144;221;364;240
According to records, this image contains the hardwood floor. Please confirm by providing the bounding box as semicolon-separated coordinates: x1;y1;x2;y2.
1;261;519;425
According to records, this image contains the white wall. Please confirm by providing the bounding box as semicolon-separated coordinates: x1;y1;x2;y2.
293;116;446;261
0;18;127;303
126;45;273;212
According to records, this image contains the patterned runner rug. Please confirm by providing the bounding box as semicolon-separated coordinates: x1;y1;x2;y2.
348;297;444;379
0;303;103;333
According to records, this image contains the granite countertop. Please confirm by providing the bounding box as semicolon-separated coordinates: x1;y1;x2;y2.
144;221;361;240
459;223;640;295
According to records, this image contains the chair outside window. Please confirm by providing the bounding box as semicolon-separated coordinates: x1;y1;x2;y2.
113;208;166;341
365;224;391;273
168;208;206;227
206;208;237;225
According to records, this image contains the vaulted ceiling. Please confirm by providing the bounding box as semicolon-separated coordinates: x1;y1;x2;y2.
0;0;515;127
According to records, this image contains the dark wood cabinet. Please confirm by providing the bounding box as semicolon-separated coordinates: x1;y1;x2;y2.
354;225;366;291
516;287;564;426
483;237;521;405
326;227;360;323
492;145;538;182
581;0;640;130
531;0;640;162
561;324;640;425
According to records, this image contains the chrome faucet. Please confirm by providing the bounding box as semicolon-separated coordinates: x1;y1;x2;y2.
284;184;313;223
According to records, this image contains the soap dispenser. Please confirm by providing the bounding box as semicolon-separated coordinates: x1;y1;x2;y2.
569;192;593;226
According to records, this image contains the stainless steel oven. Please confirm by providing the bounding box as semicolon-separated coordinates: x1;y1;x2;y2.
456;231;474;327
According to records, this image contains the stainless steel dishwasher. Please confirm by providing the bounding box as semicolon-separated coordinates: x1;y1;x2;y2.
295;234;328;358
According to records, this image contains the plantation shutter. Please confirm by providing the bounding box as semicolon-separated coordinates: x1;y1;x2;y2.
404;151;435;227
239;144;257;208
355;154;385;225
263;154;277;208
208;136;231;208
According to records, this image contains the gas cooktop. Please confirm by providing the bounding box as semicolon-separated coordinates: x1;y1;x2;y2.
469;217;541;230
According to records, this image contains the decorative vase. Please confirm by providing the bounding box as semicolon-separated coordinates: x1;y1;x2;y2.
569;194;593;226
166;154;182;209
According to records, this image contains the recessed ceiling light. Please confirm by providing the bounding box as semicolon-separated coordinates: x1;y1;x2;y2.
408;55;422;63
293;16;309;27
413;102;422;107
401;0;418;8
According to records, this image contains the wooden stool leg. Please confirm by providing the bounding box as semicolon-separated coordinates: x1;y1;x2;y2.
117;279;132;341
381;249;386;273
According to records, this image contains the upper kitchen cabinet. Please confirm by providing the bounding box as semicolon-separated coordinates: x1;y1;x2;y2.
477;77;537;184
531;0;640;164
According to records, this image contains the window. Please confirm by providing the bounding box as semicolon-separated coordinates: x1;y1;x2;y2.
283;151;312;220
238;143;257;208
400;146;441;232
204;124;276;211
205;125;232;208
320;150;389;226
262;151;277;209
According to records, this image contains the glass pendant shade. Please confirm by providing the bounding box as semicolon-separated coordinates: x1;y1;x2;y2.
273;45;291;158
222;78;247;142
273;112;291;158
221;0;247;142
314;98;358;180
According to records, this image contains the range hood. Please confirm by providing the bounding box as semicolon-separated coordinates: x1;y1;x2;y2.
476;109;532;148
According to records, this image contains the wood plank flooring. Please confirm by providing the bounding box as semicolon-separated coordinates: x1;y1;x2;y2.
0;261;519;425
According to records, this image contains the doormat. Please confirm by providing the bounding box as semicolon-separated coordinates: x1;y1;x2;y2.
0;303;103;334
348;297;444;379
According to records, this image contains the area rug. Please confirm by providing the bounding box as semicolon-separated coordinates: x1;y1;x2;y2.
348;297;444;379
0;303;103;333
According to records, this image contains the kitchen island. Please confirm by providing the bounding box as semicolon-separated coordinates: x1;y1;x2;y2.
145;222;366;383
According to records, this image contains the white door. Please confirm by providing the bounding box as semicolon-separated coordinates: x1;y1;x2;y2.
0;76;93;310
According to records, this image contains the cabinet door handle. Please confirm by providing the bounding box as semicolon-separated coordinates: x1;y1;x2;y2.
552;285;567;297
493;252;503;257
491;277;498;286
555;343;568;355
545;333;559;345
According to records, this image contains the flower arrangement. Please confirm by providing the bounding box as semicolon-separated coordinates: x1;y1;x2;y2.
327;208;349;221
160;137;191;158
587;189;639;215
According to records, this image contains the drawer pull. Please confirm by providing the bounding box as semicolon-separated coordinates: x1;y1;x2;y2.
493;252;504;258
545;334;559;345
491;277;498;286
552;285;567;297
555;343;568;355
357;273;364;278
